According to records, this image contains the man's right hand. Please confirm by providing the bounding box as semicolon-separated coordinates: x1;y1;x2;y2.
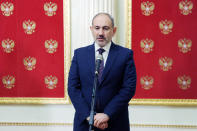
94;113;109;130
87;115;108;130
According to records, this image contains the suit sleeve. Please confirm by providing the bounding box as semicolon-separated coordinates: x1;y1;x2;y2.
68;50;90;122
104;50;136;119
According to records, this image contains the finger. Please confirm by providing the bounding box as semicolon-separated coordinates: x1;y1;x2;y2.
99;123;108;130
103;123;108;129
94;119;98;127
96;120;101;127
94;119;102;128
98;124;105;130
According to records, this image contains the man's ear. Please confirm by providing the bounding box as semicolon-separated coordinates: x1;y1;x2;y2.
90;26;93;31
113;27;117;36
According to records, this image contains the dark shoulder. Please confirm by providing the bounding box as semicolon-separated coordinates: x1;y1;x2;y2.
113;43;133;55
75;44;92;51
74;44;93;54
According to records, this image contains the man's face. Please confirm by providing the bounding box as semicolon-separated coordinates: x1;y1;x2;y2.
90;14;116;47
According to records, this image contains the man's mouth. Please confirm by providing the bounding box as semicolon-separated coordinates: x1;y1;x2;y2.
97;37;105;40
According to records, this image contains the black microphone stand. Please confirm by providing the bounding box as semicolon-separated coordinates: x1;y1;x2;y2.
89;59;101;131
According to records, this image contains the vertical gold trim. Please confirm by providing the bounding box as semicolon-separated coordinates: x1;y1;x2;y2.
125;0;132;49
0;0;71;104
63;0;71;104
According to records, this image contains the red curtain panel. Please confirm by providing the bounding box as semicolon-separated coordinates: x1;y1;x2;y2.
0;0;64;98
132;0;197;99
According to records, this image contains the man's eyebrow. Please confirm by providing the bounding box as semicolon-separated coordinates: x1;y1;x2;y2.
94;25;110;28
103;26;110;28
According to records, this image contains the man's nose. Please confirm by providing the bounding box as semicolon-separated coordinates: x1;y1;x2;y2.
98;29;104;35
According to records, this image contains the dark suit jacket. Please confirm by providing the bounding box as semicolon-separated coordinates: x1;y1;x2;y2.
68;42;136;131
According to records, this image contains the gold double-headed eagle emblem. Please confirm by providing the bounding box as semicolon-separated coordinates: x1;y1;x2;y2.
141;1;155;16
44;2;57;16
1;39;15;53
177;75;191;90
140;76;154;90
179;0;193;15
23;56;37;71
1;2;14;16
178;38;192;53
23;20;36;35
140;38;154;53
159;20;173;35
44;75;58;89
45;39;58;54
2;75;15;89
159;57;173;71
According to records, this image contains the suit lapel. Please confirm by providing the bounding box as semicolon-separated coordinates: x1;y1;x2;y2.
100;43;118;85
87;44;95;78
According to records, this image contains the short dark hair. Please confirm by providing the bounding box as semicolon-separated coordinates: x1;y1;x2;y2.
92;12;114;28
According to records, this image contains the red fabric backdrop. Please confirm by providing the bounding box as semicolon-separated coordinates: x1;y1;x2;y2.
132;0;197;99
0;0;64;98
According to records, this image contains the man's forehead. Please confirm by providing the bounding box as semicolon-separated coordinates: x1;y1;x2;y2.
92;14;113;26
93;25;110;27
94;14;109;19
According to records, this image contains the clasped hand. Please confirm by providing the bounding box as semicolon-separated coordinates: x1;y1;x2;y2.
87;113;109;130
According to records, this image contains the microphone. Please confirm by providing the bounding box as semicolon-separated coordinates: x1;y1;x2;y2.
89;53;103;131
95;54;103;75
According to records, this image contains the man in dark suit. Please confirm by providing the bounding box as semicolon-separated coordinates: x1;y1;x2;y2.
68;13;136;131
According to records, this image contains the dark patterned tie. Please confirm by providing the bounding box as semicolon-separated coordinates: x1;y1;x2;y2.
96;48;105;112
97;48;105;83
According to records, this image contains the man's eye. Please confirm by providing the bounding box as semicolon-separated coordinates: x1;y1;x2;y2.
95;27;100;30
103;27;110;30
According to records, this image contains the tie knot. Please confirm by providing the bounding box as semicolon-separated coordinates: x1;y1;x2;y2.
98;48;105;55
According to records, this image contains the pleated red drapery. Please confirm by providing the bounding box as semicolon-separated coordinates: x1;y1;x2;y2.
132;0;197;100
0;0;64;100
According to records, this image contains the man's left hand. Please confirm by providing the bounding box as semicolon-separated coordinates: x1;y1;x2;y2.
94;113;109;129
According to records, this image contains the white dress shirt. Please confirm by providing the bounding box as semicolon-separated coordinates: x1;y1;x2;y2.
94;42;111;67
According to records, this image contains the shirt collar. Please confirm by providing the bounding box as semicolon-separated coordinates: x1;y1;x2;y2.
95;41;111;53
